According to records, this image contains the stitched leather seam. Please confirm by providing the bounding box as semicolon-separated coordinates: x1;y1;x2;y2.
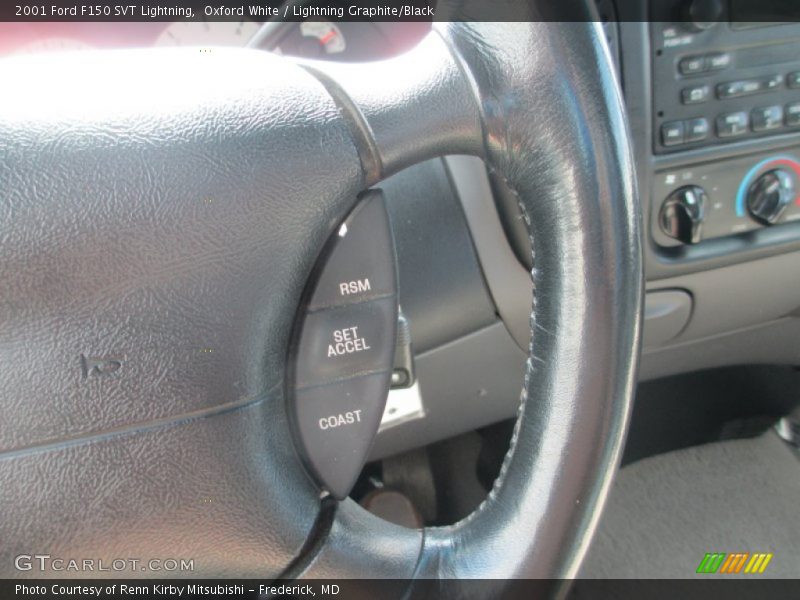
421;23;539;565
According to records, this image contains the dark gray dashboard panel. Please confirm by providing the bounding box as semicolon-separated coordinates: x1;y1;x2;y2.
646;250;800;343
381;159;498;353
640;317;800;382
444;156;534;352
370;322;526;460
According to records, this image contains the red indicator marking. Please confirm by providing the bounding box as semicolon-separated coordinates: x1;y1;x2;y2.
319;30;337;45
760;159;800;206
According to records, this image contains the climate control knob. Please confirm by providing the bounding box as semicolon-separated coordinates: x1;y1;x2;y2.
659;185;706;244
746;169;794;225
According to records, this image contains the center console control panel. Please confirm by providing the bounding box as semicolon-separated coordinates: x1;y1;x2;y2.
651;3;800;154
648;1;800;254
653;151;800;247
289;191;398;499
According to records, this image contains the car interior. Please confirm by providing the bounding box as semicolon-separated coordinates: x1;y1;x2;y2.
2;0;799;590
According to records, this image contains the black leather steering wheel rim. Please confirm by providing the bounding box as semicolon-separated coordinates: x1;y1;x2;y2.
0;8;641;587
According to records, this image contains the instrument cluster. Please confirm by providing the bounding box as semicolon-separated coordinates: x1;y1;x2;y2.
0;21;430;61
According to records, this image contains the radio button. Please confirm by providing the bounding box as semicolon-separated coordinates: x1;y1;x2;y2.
294;297;397;388
716;79;762;99
786;102;800;127
679;56;707;76
764;74;783;91
306;194;396;311
293;372;391;499
751;106;783;132
716;112;748;138
686;118;710;142
661;121;685;146
682;84;710;105
706;53;731;71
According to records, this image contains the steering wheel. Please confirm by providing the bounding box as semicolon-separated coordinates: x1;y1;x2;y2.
0;8;641;589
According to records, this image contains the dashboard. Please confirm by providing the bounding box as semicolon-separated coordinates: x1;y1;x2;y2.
620;3;800;365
